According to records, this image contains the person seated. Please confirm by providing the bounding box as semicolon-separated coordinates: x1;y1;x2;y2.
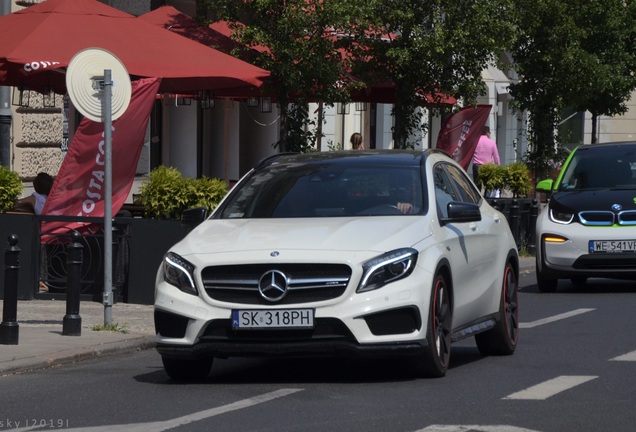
13;172;54;215
396;202;414;214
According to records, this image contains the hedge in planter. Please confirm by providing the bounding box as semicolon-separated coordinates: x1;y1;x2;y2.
477;162;532;198
0;166;24;212
138;166;228;219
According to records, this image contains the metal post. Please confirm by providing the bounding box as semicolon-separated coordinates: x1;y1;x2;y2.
63;232;83;336
0;234;20;345
103;69;114;325
0;0;11;168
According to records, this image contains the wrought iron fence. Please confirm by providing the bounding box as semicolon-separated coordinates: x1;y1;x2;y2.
488;198;540;255
36;216;129;302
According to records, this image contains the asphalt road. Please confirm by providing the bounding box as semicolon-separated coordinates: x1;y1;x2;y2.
1;268;635;432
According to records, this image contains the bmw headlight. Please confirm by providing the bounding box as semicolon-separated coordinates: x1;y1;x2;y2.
163;252;197;295
358;248;418;293
549;208;574;224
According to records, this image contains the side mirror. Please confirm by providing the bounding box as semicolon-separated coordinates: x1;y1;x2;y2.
181;207;207;229
441;202;482;224
535;179;554;193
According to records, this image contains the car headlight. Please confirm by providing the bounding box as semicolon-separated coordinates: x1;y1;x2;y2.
358;248;418;293
549;208;574;224
163;252;197;295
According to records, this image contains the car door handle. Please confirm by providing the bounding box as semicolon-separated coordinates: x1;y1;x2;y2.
494;215;501;223
469;222;477;231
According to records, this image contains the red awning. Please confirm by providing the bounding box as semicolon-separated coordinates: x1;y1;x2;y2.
0;0;270;95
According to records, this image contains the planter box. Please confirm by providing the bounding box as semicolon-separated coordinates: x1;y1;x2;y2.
0;213;190;304
124;218;189;305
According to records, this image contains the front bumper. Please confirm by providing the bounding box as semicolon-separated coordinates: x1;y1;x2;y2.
154;269;432;360
538;229;636;279
157;333;428;360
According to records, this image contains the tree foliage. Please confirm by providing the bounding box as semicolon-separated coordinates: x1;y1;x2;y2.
352;0;516;147
510;0;636;176
198;0;363;152
198;0;515;150
197;0;636;164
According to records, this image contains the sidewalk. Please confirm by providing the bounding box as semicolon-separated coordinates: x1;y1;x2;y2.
0;256;535;376
0;299;155;376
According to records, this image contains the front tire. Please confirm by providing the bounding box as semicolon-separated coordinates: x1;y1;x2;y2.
162;356;213;381
536;259;558;293
413;273;452;378
475;261;519;355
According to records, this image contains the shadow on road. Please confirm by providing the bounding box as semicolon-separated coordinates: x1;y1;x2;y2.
135;345;488;385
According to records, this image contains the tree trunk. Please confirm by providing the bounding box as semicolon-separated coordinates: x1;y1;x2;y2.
278;90;289;152
590;112;598;144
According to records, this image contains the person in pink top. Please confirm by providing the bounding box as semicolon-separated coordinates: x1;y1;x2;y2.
472;126;500;181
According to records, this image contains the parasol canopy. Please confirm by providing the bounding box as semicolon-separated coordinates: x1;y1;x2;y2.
0;0;270;95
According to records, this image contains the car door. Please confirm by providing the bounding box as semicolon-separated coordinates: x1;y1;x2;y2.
433;163;501;327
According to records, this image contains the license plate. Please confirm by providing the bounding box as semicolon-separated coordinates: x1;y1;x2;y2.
590;240;636;253
232;309;314;329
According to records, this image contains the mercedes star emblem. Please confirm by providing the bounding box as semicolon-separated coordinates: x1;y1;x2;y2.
258;270;289;302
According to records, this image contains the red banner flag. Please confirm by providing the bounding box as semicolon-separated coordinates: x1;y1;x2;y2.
42;77;161;217
435;105;492;170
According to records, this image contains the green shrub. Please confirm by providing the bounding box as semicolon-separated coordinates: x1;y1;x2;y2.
183;176;228;213
0;167;23;212
138;166;228;219
477;162;532;198
505;162;532;198
476;163;505;193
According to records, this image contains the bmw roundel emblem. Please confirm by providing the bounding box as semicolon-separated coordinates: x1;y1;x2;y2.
612;203;623;212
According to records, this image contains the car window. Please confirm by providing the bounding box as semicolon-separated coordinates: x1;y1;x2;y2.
444;164;481;204
433;164;458;219
559;146;636;190
218;164;425;218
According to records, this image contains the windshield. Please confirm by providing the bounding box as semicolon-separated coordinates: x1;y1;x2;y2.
217;164;424;218
558;146;636;191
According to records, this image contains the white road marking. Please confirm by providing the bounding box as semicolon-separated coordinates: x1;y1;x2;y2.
503;375;597;400
416;425;540;432
12;388;303;432
610;350;636;361
519;308;595;329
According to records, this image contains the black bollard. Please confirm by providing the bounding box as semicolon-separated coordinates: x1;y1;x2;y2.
63;231;83;336
528;199;540;256
0;234;20;345
510;199;520;246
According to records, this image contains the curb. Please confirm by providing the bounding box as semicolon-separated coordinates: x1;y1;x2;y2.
0;335;156;377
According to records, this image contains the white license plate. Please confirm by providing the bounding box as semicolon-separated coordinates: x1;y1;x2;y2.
232;309;314;329
590;240;636;253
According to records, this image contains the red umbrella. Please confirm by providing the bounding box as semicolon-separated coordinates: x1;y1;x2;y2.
140;6;240;56
0;0;270;95
139;6;270;99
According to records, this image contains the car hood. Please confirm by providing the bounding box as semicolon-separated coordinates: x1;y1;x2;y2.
551;189;636;212
171;217;430;257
